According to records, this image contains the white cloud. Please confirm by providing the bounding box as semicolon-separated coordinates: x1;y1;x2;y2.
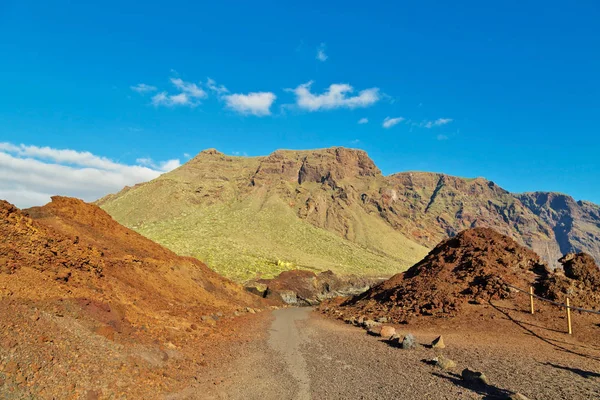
358;118;369;124
290;81;380;111
437;134;449;140
151;92;196;107
382;117;404;128
316;43;328;62
206;77;229;95
170;78;207;99
150;78;207;107
422;118;453;128
130;83;157;94
350;139;360;144
0;142;180;208
223;92;277;116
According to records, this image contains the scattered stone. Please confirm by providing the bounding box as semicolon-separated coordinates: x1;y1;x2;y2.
363;319;380;330
461;368;489;386
389;333;401;342
380;326;396;339
377;316;388;323
431;335;445;349
344;317;355;324
401;333;419;349
357;316;365;326
246;307;256;314
434;355;456;370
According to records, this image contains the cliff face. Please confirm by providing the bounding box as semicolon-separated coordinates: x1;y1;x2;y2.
516;192;600;266
97;147;600;279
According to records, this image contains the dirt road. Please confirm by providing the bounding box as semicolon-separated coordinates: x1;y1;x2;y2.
193;306;600;400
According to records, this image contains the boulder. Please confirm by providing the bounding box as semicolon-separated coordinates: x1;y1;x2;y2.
363;319;380;330
380;326;396;339
431;335;445;349
434;355;456;370
401;333;419;349
461;368;489;386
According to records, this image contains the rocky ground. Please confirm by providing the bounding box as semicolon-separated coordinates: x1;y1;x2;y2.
196;305;600;400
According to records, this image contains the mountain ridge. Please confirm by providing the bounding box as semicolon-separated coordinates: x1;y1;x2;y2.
97;147;600;280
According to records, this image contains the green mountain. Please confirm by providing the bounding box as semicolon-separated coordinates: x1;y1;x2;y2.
97;147;600;282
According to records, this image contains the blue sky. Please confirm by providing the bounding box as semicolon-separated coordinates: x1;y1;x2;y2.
1;0;599;207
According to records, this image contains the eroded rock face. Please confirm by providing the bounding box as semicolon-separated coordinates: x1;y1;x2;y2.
98;146;600;278
250;269;380;306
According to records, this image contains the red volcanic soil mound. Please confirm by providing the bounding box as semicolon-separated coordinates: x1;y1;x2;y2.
336;228;549;321
539;252;600;310
0;197;266;399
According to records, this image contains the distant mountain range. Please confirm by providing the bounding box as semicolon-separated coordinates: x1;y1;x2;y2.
97;147;600;281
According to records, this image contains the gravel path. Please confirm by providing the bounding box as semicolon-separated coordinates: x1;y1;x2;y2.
195;307;600;400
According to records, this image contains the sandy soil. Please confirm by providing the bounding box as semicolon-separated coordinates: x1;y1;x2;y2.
196;303;600;400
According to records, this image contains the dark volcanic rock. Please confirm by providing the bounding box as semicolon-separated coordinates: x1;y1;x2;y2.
248;269;378;306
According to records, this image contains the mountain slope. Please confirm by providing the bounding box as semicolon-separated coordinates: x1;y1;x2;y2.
97;147;600;280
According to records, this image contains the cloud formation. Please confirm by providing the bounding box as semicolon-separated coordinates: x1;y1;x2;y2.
422;118;453;128
290;81;380;111
130;83;157;94
151;78;207;107
358;118;369;124
382;117;404;128
316;43;328;62
0;142;180;208
206;77;229;95
223;92;277;116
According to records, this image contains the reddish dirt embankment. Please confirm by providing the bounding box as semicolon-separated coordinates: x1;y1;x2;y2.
0;197;268;399
333;228;600;323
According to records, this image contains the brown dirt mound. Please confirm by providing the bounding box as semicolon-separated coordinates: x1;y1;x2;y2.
0;197;267;398
538;252;600;310
336;228;549;320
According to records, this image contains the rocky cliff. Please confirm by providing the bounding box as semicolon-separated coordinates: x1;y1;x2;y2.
97;147;600;279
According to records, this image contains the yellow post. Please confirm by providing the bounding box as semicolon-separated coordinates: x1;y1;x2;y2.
566;297;572;335
529;286;534;314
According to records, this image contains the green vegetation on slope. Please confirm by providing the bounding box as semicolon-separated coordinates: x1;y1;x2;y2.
131;192;428;281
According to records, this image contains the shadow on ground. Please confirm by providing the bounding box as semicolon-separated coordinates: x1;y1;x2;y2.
544;362;600;379
432;372;514;400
